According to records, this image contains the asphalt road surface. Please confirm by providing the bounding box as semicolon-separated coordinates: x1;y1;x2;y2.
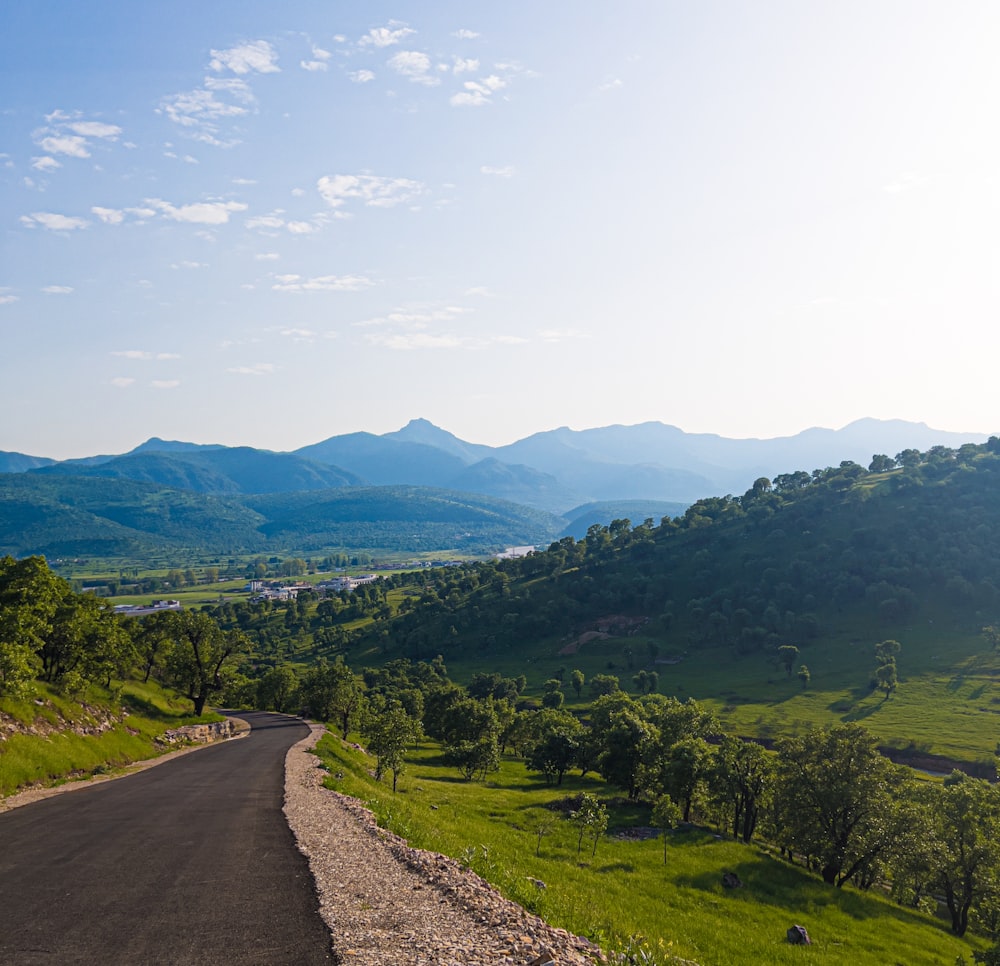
0;712;334;965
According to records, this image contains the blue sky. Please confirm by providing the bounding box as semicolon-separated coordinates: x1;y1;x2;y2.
3;2;999;459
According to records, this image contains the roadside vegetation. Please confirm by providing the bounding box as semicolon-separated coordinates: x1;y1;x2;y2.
8;439;1000;961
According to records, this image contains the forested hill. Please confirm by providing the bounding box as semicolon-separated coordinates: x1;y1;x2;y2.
0;475;563;558
351;441;1000;665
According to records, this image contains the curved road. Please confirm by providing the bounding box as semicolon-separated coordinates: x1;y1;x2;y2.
0;712;334;965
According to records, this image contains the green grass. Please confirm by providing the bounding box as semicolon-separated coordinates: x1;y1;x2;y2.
0;679;220;797
316;734;983;965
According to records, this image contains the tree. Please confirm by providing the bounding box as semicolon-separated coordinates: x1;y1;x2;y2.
161;611;249;715
298;660;364;737
924;773;1000;936
524;709;584;786
797;664;811;689
589;673;620;697
774;724;911;887
651;794;682;864
710;736;772;843
258;665;298;713
570;669;585;699
364;703;419;792
777;645;799;677
661;736;712;822
0;555;63;696
571;792;608;857
597;708;658;800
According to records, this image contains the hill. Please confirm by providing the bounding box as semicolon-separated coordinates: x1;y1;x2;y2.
0;473;562;558
332;440;1000;761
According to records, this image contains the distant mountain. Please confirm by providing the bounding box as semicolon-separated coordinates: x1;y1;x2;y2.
30;448;363;494
383;418;492;464
445;458;580;514
128;436;229;455
294;432;467;486
0;451;55;474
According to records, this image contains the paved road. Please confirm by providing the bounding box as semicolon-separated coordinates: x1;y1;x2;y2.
0;712;334;965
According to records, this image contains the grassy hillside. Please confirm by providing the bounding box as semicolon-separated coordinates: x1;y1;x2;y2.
315;733;983;965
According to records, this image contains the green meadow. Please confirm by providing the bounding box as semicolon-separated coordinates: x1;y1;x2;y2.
316;733;983;966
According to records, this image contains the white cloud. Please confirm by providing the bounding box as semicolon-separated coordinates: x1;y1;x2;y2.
271;273;373;293
159;83;251;146
247;214;286;231
113;350;154;359
42;285;73;294
151;380;181;389
171;260;206;269
599;78;624;92
389;50;439;86
227;363;275;375
147;198;248;224
38;135;90;157
453;57;479;74
366;332;463;350
209;41;280;75
451;74;507;107
481;165;515;178
349;69;375;84
286;221;318;234
281;328;315;340
31;156;61;172
255;252;280;261
110;377;135;388
92;206;125;224
453;29;480;40
317;173;424;209
232;177;257;185
538;328;591;342
0;294;19;305
67;121;122;139
465;286;495;297
359;24;415;48
301;59;328;72
20;212;88;231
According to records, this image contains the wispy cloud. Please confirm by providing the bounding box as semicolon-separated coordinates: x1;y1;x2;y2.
146;198;248;224
32;112;123;166
0;293;19;305
388;50;439;86
349;69;375;84
359;24;415;48
112;349;181;360
209;41;280;75
452;57;479;75
883;172;928;194
31;156;62;172
41;285;73;294
481;165;515;178
450;74;507;107
366;331;464;350
227;363;276;375
453;29;480;40
151;380;181;389
37;135;90;158
538;328;591;342
271;273;373;293
20;212;88;231
317;174;424;210
255;252;280;261
110;377;135;388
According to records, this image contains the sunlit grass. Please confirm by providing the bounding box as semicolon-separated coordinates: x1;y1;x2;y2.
316;734;982;965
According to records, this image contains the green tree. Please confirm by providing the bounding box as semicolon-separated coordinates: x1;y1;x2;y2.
589;673;620;697
524;709;584;786
364;702;419;792
571;792;609;857
570;669;585;698
0;555;63;696
776;645;799;677
161;610;250;715
797;664;811;689
651;794;683;864
298;660;364;737
258;665;298;713
710;736;772;843
774;724;911;887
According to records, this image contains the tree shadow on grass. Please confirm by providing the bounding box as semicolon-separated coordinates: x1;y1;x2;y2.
595;862;635;874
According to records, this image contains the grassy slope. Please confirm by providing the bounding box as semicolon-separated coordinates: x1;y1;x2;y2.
316;733;982;966
0;679;220;797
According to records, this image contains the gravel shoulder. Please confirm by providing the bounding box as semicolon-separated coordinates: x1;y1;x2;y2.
284;724;607;966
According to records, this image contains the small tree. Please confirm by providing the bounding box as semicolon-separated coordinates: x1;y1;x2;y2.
651;794;683;864
777;645;799;677
797;664;811;689
570;669;585;698
571;792;609;857
365;703;418;792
